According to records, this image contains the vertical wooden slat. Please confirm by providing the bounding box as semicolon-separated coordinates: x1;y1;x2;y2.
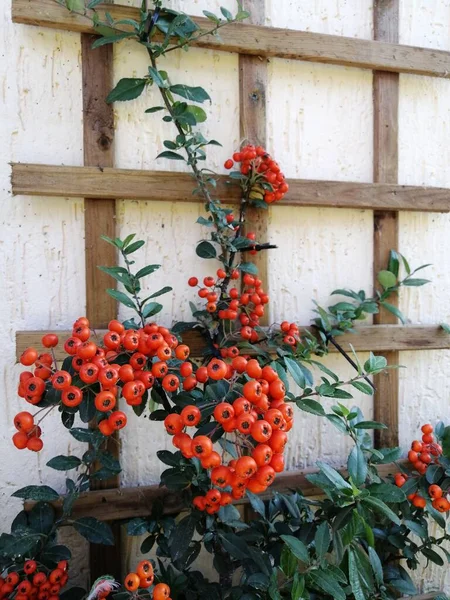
81;27;122;580
373;0;400;448
239;0;269;326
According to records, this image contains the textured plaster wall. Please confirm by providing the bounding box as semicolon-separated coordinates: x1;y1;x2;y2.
1;0;450;593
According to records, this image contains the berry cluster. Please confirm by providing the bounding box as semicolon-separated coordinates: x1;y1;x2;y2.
394;424;449;513
164;357;293;510
224;145;289;204
123;562;170;599
0;561;69;600
188;271;270;343
16;318;195;447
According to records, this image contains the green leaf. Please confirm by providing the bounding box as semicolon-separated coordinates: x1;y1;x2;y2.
317;461;352;491
404;519;427;539
347;445;367;486
217;504;242;524
66;0;84;11
156;150;185;161
220;7;233;20
203;10;220;23
91;32;135;48
308;569;346;600
361;496;401;525
146;286;172;300
106;289;136;309
73;517;114;545
170;84;211;103
127;518;148;536
296;398;325;416
367;483;406;503
348;549;365;600
0;533;42;558
354;420;387;430
351;380;374;395
403;278;430;286
106;78;147;103
422;547;444;566
123;240;145;255
246;491;265;518
88;0;104;7
239;262;258;275
186;105;207;123
377;270;397;289
47;455;81;471
218;532;250;560
12;485;59;502
196;240;217;259
247;573;269;591
169;514;198;562
41;544;72;565
145;106;165;113
364;353;387;374
135;264;161;278
380;301;406;323
280;535;309;563
368;547;383;586
142;302;163;318
314;522;331;559
69;427;99;443
441;323;450;334
291;574;305;600
28;502;55;535
148;67;167;88
284;357;306;389
280;546;297;578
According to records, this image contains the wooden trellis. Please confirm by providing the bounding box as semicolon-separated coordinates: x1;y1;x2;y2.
10;0;450;582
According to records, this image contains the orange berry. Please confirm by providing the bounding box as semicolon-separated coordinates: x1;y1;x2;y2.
124;573;140;592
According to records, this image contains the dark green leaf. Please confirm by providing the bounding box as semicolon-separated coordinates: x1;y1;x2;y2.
142;302;163;318
347;445;367;486
308;569;346;600
169;85;211;103
123;240;145;255
354;420;387;430
246;491;265;518
348;549;365;600
136;264;161;278
314;522;330;559
284;357;306;388
106;78;147;103
296;398;325;416
317;461;352;491
361;496;401;525
218;532;250;560
12;485;59;502
28;502;54;535
106;289;136;309
59;588;86;600
422;547;444;566
186;105;207;123
351;380;374;395
47;455;81;471
156;151;185;161
280;535;309;563
148;67;167;88
368;547;383;586
92;32;135;48
403;278;430;286
127;518;148;536
367;483;405;503
145;106;165;113
41;544;72;565
146;286;172;300
380;301;406;323
196;241;217;259
73;517;114;545
280;546;297;578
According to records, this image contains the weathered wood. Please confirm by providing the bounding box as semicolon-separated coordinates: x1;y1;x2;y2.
373;0;400;449
239;0;269;332
11;0;450;79
11;164;450;212
24;460;406;521
15;325;450;362
81;24;121;581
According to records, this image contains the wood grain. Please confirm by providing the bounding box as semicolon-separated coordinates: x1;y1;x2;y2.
12;164;450;212
239;0;269;329
81;23;121;581
16;325;450;362
10;0;450;79
373;0;400;449
24;460;406;521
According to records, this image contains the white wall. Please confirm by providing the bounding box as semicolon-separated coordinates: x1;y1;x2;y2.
2;0;450;592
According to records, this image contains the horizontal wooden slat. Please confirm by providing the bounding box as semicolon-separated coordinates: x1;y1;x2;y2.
11;164;450;212
11;0;450;79
25;460;405;521
16;325;450;362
